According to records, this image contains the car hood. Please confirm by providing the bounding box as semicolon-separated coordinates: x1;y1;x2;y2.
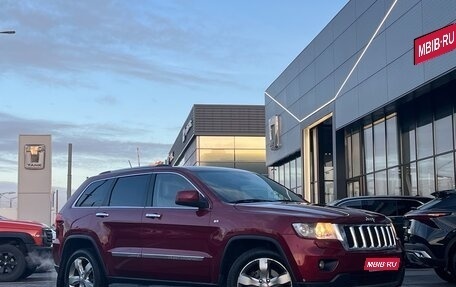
233;201;389;224
0;219;47;229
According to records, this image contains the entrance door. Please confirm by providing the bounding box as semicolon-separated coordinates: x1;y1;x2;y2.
308;118;334;204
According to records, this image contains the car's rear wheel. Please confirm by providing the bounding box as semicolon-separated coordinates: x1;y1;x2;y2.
64;249;107;287
0;244;26;282
226;248;292;287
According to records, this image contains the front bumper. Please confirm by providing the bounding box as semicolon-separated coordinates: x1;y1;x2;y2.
404;243;444;268
295;268;404;287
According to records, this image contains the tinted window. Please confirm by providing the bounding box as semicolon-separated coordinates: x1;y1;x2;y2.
396;200;423;215
420;195;456;210
153;173;194;207
76;179;112;207
109;174;150;207
338;200;362;209
193;170;303;203
361;200;397;216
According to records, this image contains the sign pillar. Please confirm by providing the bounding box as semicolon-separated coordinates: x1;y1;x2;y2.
18;135;52;225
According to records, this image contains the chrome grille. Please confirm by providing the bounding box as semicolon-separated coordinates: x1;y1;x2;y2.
341;224;396;250
42;228;53;247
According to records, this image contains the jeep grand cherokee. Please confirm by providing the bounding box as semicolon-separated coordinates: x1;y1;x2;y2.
53;166;404;287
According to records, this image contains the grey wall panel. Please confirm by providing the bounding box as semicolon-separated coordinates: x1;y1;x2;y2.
315;74;336;105
334;52;360;97
387;50;425;102
422;0;456;34
385;2;421;64
335;88;359;128
333;24;357;68
355;0;377;18
357;31;387;83
424;52;456;83
312;22;334;56
384;0;420;29
358;68;388;115
332;0;356;39
285;79;301;108
355;0;386;50
297;63;316;98
315;46;335;81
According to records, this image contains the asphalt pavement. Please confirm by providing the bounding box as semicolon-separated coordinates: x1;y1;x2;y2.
0;268;450;287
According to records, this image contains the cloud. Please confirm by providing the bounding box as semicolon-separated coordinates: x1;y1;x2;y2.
0;1;253;90
0;112;171;173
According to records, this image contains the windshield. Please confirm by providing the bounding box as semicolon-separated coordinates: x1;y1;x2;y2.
193;169;305;203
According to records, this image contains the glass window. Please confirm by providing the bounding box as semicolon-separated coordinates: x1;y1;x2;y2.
374;121;386;171
375;171;387;196
362;200;397;217
296;157;302;190
352;132;361;176
235;162;267;175
76;179;112;207
434;115;453;154
199;136;234;149
403;163;417;196
199;149;234;162
290;159;297;189
366;174;375;196
417;158;435;197
386;117;399;167
388;167;401;196
364;127;374;173
339;199;362;209
396;200;423;216
235;150;265;162
436;153;455;191
235;137;265;149
153;173;194;207
346;134;353;178
199;162;235;168
109;175;149;207
416;123;433;159
284;162;290;188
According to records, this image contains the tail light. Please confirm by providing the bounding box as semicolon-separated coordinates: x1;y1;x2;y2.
405;212;451;228
55;213;64;239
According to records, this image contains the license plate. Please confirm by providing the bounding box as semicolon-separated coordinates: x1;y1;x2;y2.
364;258;400;272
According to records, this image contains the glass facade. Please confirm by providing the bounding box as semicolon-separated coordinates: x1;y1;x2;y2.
269;156;302;195
344;87;456;198
176;136;267;175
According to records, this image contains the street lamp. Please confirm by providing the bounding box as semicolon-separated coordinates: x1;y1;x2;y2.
0;30;15;34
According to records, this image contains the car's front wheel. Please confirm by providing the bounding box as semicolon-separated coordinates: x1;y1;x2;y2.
0;244;26;282
64;249;107;287
226;248;293;287
434;267;456;282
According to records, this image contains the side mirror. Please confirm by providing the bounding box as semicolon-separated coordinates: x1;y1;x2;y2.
176;190;208;209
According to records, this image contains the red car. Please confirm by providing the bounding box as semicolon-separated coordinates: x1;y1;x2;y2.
53;166;404;287
0;216;53;281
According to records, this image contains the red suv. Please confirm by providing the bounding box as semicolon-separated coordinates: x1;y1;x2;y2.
53;166;404;287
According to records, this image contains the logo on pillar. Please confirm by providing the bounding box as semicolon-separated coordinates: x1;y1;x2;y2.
24;144;45;170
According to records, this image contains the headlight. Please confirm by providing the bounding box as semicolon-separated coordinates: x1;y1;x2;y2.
292;223;339;240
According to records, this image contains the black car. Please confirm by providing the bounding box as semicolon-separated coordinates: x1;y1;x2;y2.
405;190;456;283
329;196;432;242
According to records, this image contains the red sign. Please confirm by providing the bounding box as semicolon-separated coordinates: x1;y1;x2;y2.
414;24;456;64
364;258;400;272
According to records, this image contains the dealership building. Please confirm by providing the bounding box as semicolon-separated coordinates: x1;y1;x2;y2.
168;104;267;175
265;0;456;204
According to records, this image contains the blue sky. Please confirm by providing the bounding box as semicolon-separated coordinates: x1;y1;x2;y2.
0;0;347;199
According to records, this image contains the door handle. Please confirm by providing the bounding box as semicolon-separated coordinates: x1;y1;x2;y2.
145;213;162;219
95;212;109;218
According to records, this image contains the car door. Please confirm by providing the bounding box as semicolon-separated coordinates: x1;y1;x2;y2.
95;173;151;278
139;172;214;282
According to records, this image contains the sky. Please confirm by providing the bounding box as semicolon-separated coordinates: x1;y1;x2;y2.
0;0;347;205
